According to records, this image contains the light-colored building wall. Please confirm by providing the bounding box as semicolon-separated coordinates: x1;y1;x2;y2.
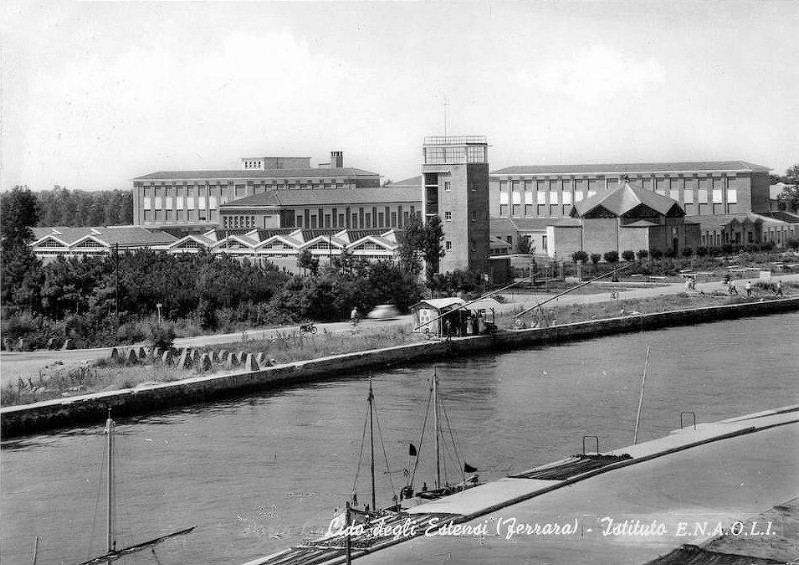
581;218;619;255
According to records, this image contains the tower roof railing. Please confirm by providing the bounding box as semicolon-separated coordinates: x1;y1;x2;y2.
423;135;487;145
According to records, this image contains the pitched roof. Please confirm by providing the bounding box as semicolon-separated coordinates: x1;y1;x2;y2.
761;211;799;224
572;183;682;218
492;160;770;176
623;220;659;228
220;186;421;208
390;175;422;187
133;167;379;181
32;226;177;247
412;298;466;311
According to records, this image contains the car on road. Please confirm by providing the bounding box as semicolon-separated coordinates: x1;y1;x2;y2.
367;304;400;320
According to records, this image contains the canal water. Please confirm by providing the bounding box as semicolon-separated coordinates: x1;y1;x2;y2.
2;313;798;564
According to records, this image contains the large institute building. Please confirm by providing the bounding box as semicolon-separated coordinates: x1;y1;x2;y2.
39;147;796;274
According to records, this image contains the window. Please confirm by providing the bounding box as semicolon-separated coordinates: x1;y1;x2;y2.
186;196;195;209
198;197;206;209
378;212;384;227
143;197;152;209
391;212;397;226
712;189;723;204
727;189;737;204
549;191;559;205
697;189;708;203
562;191;573;205
670;190;679;201
587;190;597;198
575;191;584;202
524;191;534;205
684;190;694;203
499;191;509;205
444;181;451;192
537;191;546;205
471;210;477;222
445;211;452;221
154;197;163;209
445;241;452;251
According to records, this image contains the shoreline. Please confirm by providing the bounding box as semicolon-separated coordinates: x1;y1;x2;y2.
3;296;798;438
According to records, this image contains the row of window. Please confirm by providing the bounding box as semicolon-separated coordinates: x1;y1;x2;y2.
443;210;480;222
443;240;480;252
142;209;210;222
498;188;738;206
139;182;353;199
223;216;257;229
423;145;487;165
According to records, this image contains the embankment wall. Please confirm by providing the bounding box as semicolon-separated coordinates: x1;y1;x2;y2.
3;297;798;437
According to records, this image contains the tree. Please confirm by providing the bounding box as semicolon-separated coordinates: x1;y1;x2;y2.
297;249;319;276
516;236;533;255
1;186;43;312
399;214;444;283
777;184;799;213
1;186;40;252
637;249;649;261
571;250;588;263
621;250;636;262
603;251;619;264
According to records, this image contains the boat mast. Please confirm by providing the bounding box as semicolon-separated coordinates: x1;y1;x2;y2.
368;378;376;513
105;408;115;559
433;369;440;489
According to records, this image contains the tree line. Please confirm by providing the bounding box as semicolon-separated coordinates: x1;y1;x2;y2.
1;185;133;227
0;186;437;349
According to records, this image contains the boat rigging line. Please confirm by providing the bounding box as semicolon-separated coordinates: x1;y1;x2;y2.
513;264;633;319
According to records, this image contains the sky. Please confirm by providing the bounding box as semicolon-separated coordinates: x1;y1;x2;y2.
1;1;797;192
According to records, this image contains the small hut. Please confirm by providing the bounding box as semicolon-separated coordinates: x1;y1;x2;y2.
410;298;467;337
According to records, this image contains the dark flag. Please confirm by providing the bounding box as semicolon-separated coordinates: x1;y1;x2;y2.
409;443;418;457
463;463;477;473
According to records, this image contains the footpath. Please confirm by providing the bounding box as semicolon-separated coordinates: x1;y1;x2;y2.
247;405;799;565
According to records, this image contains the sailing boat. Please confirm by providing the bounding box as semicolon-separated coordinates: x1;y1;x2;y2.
73;409;195;565
344;377;399;520
401;369;479;502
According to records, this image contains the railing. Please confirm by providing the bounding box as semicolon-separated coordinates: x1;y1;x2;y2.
423;136;487;145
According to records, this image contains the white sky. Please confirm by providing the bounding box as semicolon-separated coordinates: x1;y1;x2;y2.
1;1;797;191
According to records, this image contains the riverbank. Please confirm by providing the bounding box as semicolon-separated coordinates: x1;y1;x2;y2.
3;296;799;437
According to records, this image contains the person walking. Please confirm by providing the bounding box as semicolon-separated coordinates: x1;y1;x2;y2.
350;306;360;325
776;280;783;297
745;281;752;297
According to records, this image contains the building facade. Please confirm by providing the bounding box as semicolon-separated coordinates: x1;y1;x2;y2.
421;136;491;274
132;151;381;227
218;186;421;231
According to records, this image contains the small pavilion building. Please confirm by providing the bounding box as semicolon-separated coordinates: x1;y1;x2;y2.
544;182;701;258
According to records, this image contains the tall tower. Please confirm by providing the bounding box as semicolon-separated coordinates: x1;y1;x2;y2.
421;136;490;274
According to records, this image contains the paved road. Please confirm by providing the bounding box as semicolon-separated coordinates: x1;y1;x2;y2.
3;273;797;381
0;317;414;381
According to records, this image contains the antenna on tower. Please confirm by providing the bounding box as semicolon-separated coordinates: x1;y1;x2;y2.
442;94;449;140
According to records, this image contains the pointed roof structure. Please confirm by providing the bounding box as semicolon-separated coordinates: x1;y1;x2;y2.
571;183;684;219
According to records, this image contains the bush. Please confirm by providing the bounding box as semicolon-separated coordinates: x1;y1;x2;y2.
590;253;601;265
681;247;694;257
637;249;649;261
650;249;664;260
621;250;635;262
788;239;799;250
572;251;589;263
116;321;147;344
149;323;176;351
696;246;709;257
664;248;677;258
603;251;619;263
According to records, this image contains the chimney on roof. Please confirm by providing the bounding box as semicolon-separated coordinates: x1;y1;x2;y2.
330;151;343;168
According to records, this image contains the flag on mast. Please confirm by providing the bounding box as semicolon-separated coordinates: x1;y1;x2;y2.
408;443;418;457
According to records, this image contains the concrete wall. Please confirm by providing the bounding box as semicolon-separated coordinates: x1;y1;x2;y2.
547;226;582;259
582;218;618;255
4;297;799;438
618;227;649;256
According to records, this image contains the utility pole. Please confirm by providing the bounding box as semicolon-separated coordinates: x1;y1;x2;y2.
114;243;120;321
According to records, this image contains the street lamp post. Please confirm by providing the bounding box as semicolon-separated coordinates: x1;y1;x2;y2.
156;303;162;325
